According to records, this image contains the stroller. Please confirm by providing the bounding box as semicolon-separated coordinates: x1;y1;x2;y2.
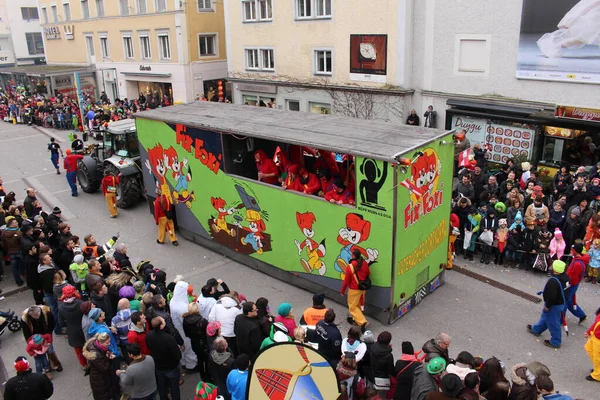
0;309;22;346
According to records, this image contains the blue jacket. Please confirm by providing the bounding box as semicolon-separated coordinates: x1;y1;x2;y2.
88;321;121;357
226;369;248;400
542;393;573;400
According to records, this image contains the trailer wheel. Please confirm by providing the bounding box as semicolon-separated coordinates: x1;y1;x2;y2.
77;161;100;193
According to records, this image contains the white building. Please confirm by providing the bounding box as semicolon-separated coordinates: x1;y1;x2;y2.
0;0;45;67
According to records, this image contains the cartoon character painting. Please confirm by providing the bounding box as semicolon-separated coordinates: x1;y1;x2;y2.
239;210;266;254
294;212;327;275
210;197;237;237
400;150;440;201
165;147;195;208
145;143;172;203
335;213;379;277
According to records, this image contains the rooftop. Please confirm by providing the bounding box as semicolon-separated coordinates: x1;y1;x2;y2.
0;65;95;77
135;102;453;162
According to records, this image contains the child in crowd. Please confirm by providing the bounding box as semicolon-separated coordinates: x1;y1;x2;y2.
26;333;52;377
509;211;526;231
495;219;509;265
69;254;89;296
549;228;566;261
548;201;566;232
464;207;481;261
480;208;498;264
521;218;538;270
336;352;358;398
586;239;600;284
535;227;553;275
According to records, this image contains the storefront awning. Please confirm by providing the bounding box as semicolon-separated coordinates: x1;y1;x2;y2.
0;64;95;77
446;98;545;117
120;72;172;78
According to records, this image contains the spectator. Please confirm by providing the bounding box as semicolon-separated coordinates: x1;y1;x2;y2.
255;297;273;338
3;216;24;286
208;336;236;399
209;294;242;356
147;294;184;346
535;376;572;400
315;309;342;366
275;302;297;335
234;301;263;361
226;354;250;400
91;284;116;322
182;302;210;381
371;331;395;396
127;311;150;356
455;175;475;202
146;316;183;400
507;363;538;400
406;109;420;126
446;351;476;381
422;333;451;364
197;284;217;319
300;293;328;325
116;343;158;400
206;277;231;300
260;321;292;349
410;357;446;400
457;372;482;400
426;373;463;400
206;321;222;353
57;285;87;369
82;332;121;400
3;356;53;400
21;305;63;372
169;281;198;371
478;357;509;395
341;326;367;362
87;308;121;359
394;341;421;400
336;352;358;398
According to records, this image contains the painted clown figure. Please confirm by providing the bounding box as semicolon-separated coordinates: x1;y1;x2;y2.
294;212;327;275
240;209;266;254
335;213;379;276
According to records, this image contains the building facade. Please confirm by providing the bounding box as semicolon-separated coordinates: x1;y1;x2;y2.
224;0;414;122
0;0;45;68
37;0;227;103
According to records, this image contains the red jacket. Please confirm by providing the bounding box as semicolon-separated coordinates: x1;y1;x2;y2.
300;172;321;195
255;150;279;185
567;254;590;286
127;325;151;355
325;188;355;204
101;174;120;195
153;194;172;223
63;154;83;172
586;313;600;340
340;259;370;294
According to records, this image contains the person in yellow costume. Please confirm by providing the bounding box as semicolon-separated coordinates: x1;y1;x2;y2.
585;307;600;382
240;210;266;254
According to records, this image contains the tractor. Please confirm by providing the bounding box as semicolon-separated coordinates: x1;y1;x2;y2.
76;119;143;209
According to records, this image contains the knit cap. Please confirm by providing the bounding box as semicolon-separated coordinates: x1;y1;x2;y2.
571;207;581;216
73;254;85;264
277;302;292;317
89;308;102;321
402;341;415;355
552;260;566;274
554;228;562;238
14;357;30;372
119;285;136;299
206;321;221;337
52;206;62;215
32;334;43;345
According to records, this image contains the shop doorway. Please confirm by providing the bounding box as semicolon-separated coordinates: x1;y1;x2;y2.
203;79;228;101
136;81;172;107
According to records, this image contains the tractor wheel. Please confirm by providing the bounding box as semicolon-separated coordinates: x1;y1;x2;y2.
77;161;100;193
104;164;142;209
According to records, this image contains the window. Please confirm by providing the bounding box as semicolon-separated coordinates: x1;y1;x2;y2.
41;7;48;23
95;0;104;17
51;5;58;22
296;0;331;19
155;0;166;12
309;102;331;114
85;35;95;57
314;49;332;75
137;0;147;13
454;34;492;76
25;33;45;55
123;34;134;59
286;100;300;111
81;0;90;19
242;0;256;21
245;49;259;70
261;49;274;71
198;35;216;57
21;7;40;20
245;48;274;71
158;32;171;59
120;0;129;15
63;2;71;21
242;0;271;21
197;0;213;11
139;33;151;59
99;35;109;58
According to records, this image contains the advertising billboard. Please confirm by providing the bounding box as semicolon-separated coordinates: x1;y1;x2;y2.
349;34;387;83
516;0;600;84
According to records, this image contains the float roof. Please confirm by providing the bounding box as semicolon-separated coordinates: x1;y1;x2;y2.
136;102;453;162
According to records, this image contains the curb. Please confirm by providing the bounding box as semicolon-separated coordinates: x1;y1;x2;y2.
0;285;29;299
31;125;66;143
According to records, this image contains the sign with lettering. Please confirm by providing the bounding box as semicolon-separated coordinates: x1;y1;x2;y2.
236;83;277;94
555;105;600;123
0;50;14;65
139;65;152;72
44;26;60;40
54;75;74;89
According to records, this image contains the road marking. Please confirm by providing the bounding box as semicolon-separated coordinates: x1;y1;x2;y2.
0;134;42;143
51;189;72;195
3;171;58;185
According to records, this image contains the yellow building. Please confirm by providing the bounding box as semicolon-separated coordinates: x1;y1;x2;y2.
224;0;413;122
37;0;227;103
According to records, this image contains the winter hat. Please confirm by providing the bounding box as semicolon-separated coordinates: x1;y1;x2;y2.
515;211;523;221
554;228;562;238
277;302;292;317
52;206;62;215
571;207;581;216
361;330;375;344
572;242;584;255
206;278;219;287
206;321;221;337
32;334;44;345
73;254;85;264
552;260;566;274
441;373;463;397
119;285;136;300
593;177;600;184
427;357;447;375
14;357;30;372
60;285;79;300
80;301;93;315
402;341;415;355
88;308;102;321
312;293;325;306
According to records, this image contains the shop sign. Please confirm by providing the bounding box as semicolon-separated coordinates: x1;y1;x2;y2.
544;126;586;139
44;26;60;40
555;105;600;123
54;75;74;89
139;65;152;72
451;114;534;163
236;83;277;94
0;50;14;65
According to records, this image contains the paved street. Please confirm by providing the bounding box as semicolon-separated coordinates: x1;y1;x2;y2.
0;122;598;399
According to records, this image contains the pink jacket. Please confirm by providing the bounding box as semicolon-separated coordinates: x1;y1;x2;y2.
549;237;565;259
26;334;52;356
